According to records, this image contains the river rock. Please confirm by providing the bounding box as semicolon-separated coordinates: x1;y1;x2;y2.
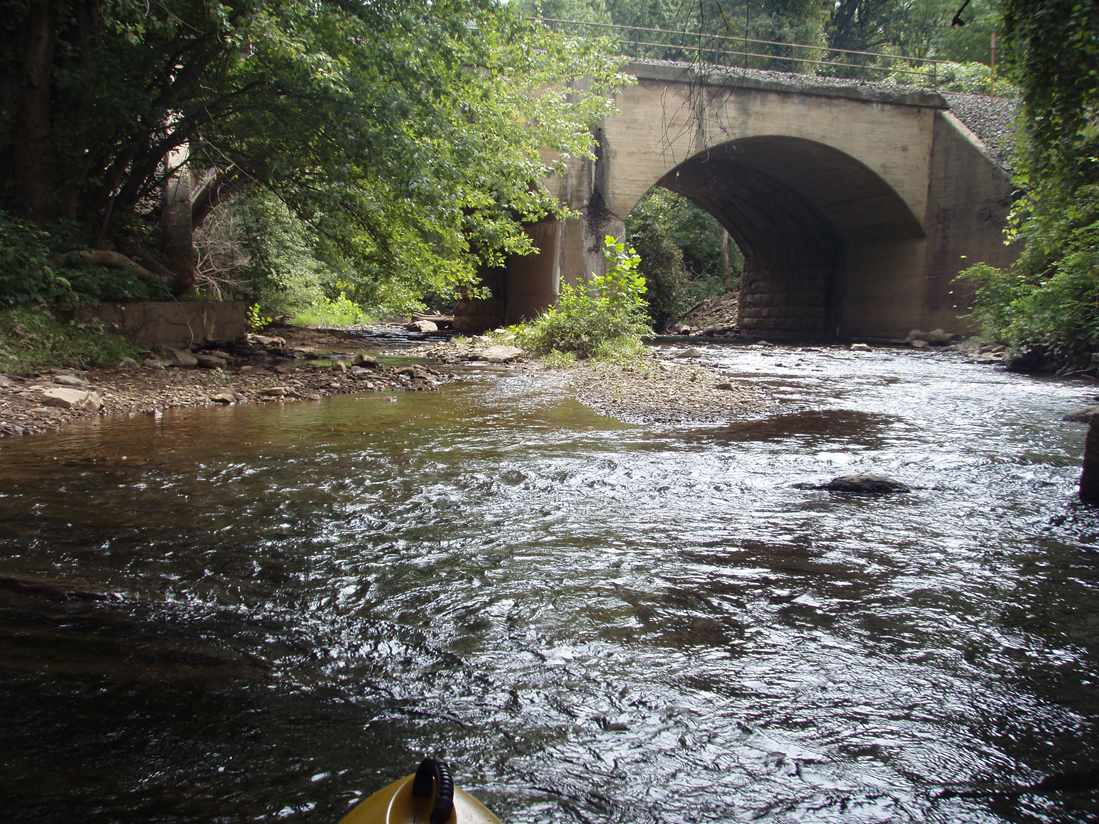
210;392;236;404
817;474;910;494
1006;346;1052;373
674;348;703;359
248;333;287;350
195;354;227;369
162;348;199;368
0;374;14;388
478;345;523;364
926;328;954;346
53;373;88;387
354;353;380;369
850;342;872;352
407;319;438;333
259;386;289;398
906;329;927;343
910;339;930;350
39;387;104;410
1065;405;1099;423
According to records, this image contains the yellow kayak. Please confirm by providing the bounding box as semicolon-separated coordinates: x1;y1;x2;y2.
340;759;500;824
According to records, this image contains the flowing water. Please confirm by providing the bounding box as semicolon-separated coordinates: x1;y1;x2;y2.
1;345;1098;823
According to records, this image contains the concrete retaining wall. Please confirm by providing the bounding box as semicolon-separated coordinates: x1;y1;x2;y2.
76;302;247;348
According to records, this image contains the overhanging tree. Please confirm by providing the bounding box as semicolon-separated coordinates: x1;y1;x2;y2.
0;0;626;303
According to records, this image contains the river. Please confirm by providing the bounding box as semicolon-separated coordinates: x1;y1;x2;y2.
1;344;1097;822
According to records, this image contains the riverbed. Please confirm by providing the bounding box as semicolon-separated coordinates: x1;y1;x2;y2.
1;344;1097;822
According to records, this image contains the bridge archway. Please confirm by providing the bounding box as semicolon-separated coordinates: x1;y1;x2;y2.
643;136;925;339
489;64;1015;339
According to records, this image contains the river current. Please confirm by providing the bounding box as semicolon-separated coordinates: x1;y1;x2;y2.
1;344;1097;822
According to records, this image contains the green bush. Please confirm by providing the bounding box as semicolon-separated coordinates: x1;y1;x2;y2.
958;180;1099;365
0;307;142;374
515;235;651;359
0;211;73;307
291;292;370;327
886;61;1018;97
626;190;737;328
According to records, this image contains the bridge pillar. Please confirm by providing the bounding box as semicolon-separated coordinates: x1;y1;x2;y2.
504;219;561;323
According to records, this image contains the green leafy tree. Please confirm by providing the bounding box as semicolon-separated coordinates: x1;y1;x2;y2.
0;1;626;307
958;0;1099;366
626;189;739;328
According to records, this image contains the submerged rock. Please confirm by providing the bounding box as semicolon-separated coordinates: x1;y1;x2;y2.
798;474;911;495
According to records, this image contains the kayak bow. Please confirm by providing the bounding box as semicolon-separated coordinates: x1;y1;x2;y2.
340;758;500;824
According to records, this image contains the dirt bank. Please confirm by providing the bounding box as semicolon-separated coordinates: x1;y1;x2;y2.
0;325;454;439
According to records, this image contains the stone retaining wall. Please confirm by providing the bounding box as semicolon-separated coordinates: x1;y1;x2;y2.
76;302;247;348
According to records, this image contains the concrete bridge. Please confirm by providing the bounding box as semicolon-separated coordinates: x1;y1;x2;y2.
482;61;1015;341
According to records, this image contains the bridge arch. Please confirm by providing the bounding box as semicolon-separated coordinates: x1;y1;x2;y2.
637;135;925;339
494;63;1015;340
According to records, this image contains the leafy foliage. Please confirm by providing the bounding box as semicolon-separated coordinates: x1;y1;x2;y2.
515;235;650;358
0;307;142;374
957;0;1099;368
291;293;370;328
885;60;1017;96
626;190;739;329
0;211;71;307
0;210;167;306
1;1;627;306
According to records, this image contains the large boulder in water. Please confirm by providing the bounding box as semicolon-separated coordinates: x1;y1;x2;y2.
819;474;910;495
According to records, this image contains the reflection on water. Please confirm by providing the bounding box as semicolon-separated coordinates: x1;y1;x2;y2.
1;346;1098;822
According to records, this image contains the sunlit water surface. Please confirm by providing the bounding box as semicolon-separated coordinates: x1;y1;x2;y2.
1;345;1098;822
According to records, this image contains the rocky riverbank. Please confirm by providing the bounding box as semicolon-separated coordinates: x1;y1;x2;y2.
0;326;453;439
413;331;1047;427
415;334;775;426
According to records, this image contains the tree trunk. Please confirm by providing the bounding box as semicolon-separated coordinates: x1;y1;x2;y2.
1082;418;1099;505
721;231;734;290
160;141;195;295
13;0;56;221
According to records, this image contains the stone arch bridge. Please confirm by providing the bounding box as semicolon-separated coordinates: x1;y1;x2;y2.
478;62;1015;341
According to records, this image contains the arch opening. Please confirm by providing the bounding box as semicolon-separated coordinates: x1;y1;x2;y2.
654;136;925;340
